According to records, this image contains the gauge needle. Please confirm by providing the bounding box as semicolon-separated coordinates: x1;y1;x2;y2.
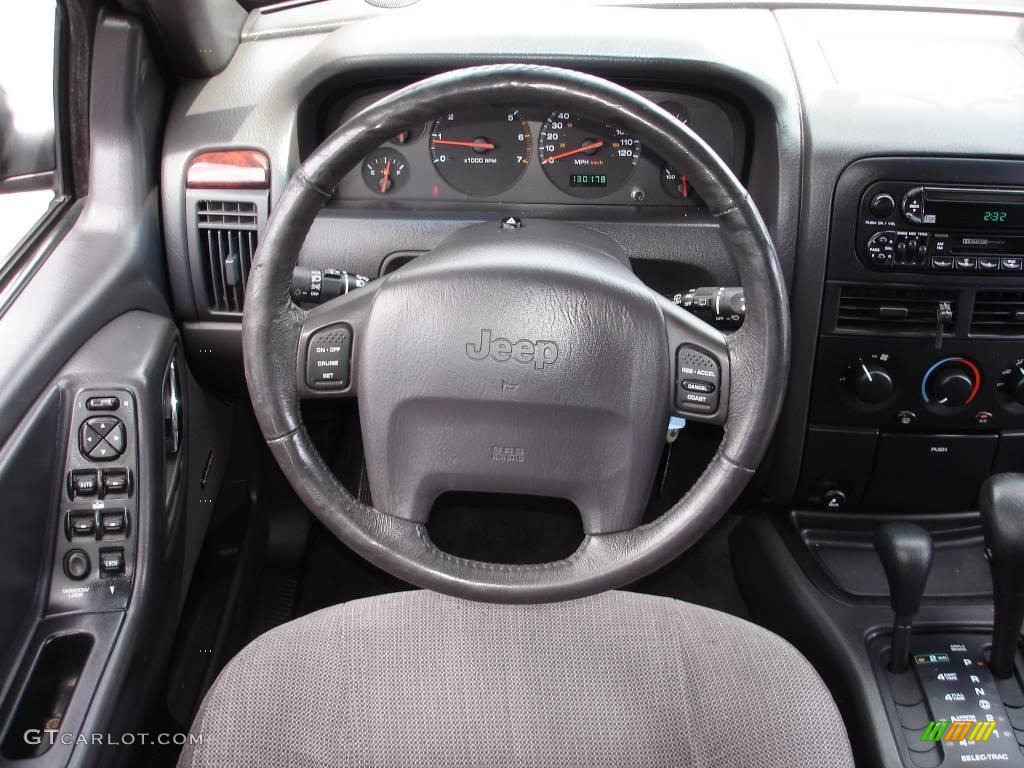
379;161;391;194
432;139;496;150
542;140;605;164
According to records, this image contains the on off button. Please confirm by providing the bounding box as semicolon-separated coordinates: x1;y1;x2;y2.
306;324;352;390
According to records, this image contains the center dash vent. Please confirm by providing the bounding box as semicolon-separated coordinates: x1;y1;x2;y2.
971;291;1024;336
196;200;259;314
836;285;957;334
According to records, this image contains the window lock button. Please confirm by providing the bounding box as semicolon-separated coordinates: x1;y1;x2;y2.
99;547;125;575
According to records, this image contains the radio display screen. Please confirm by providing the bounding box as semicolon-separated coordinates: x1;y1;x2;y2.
926;188;1024;228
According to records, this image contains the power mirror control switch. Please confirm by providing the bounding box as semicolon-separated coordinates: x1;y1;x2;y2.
86;396;119;411
675;345;721;414
306;324;352;389
79;417;126;461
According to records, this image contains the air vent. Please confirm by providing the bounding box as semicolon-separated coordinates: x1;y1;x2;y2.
836;285;957;334
971;291;1024;336
196;200;257;313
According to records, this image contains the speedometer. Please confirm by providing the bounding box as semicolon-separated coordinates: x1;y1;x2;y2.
429;108;531;196
538;112;641;198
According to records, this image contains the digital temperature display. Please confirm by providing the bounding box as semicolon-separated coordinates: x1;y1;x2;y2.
570;174;607;188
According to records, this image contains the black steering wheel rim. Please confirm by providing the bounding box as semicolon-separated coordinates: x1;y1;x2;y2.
242;64;790;603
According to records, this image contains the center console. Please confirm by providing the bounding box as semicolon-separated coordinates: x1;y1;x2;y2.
797;157;1024;514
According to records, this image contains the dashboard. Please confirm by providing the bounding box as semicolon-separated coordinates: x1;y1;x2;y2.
323;88;746;208
159;1;1024;516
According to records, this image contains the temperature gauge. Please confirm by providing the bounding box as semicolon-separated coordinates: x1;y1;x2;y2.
661;165;702;205
362;149;409;195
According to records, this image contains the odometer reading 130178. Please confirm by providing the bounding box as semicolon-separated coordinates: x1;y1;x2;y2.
538;112;640;198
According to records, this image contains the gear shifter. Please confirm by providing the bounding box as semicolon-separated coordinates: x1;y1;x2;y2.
979;474;1024;679
874;522;934;674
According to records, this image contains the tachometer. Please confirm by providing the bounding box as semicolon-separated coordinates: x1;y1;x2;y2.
429;108;531;196
538;112;641;198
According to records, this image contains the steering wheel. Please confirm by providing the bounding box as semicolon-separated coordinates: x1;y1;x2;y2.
242;65;789;603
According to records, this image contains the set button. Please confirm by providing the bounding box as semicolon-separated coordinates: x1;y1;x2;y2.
79;417;126;461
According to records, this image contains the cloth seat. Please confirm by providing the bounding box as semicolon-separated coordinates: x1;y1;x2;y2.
180;589;854;767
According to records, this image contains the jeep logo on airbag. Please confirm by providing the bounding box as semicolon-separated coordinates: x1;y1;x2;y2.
466;329;559;370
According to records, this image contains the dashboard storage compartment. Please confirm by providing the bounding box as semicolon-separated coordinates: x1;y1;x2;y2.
862;433;997;512
0;633;93;760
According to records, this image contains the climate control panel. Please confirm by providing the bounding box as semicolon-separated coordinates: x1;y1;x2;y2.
821;339;1024;431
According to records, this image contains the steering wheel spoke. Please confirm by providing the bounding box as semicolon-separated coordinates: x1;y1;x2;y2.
662;297;731;426
296;281;379;399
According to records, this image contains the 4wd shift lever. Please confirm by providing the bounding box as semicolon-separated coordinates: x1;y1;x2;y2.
874;522;934;674
979;474;1024;678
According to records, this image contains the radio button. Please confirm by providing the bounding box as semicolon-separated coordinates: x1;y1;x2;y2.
901;187;925;224
1002;258;1022;272
870;192;896;218
979;257;1001;271
931;256;954;270
955;257;977;271
931;234;949;254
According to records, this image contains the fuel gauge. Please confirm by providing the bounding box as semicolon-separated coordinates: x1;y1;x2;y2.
362;149;409;195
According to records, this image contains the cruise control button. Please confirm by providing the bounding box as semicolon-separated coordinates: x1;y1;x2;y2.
681;379;716;394
306;325;352;389
675;345;721;414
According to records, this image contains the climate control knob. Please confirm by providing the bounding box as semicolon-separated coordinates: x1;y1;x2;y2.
999;361;1024;406
850;361;894;405
922;357;980;408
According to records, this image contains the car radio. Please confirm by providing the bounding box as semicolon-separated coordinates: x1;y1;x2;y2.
857;182;1024;274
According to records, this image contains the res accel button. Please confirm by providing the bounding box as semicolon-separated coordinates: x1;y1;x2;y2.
306;325;352;390
675;345;721;415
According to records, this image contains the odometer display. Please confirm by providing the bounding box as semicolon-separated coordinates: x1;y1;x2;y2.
539;112;640;198
429;108;531;197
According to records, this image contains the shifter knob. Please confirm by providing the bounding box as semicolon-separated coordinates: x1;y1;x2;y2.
979;474;1024;678
874;522;934;673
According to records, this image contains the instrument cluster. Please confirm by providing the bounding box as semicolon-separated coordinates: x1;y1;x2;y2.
326;88;746;209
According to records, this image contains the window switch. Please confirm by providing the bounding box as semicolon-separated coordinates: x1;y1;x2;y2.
68;512;96;539
100;510;127;537
101;468;130;497
68;470;98;499
99;547;125;575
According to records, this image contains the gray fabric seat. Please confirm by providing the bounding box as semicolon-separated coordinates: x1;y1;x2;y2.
180;590;854;768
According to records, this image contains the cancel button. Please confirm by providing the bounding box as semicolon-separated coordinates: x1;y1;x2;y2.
306;324;352;390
